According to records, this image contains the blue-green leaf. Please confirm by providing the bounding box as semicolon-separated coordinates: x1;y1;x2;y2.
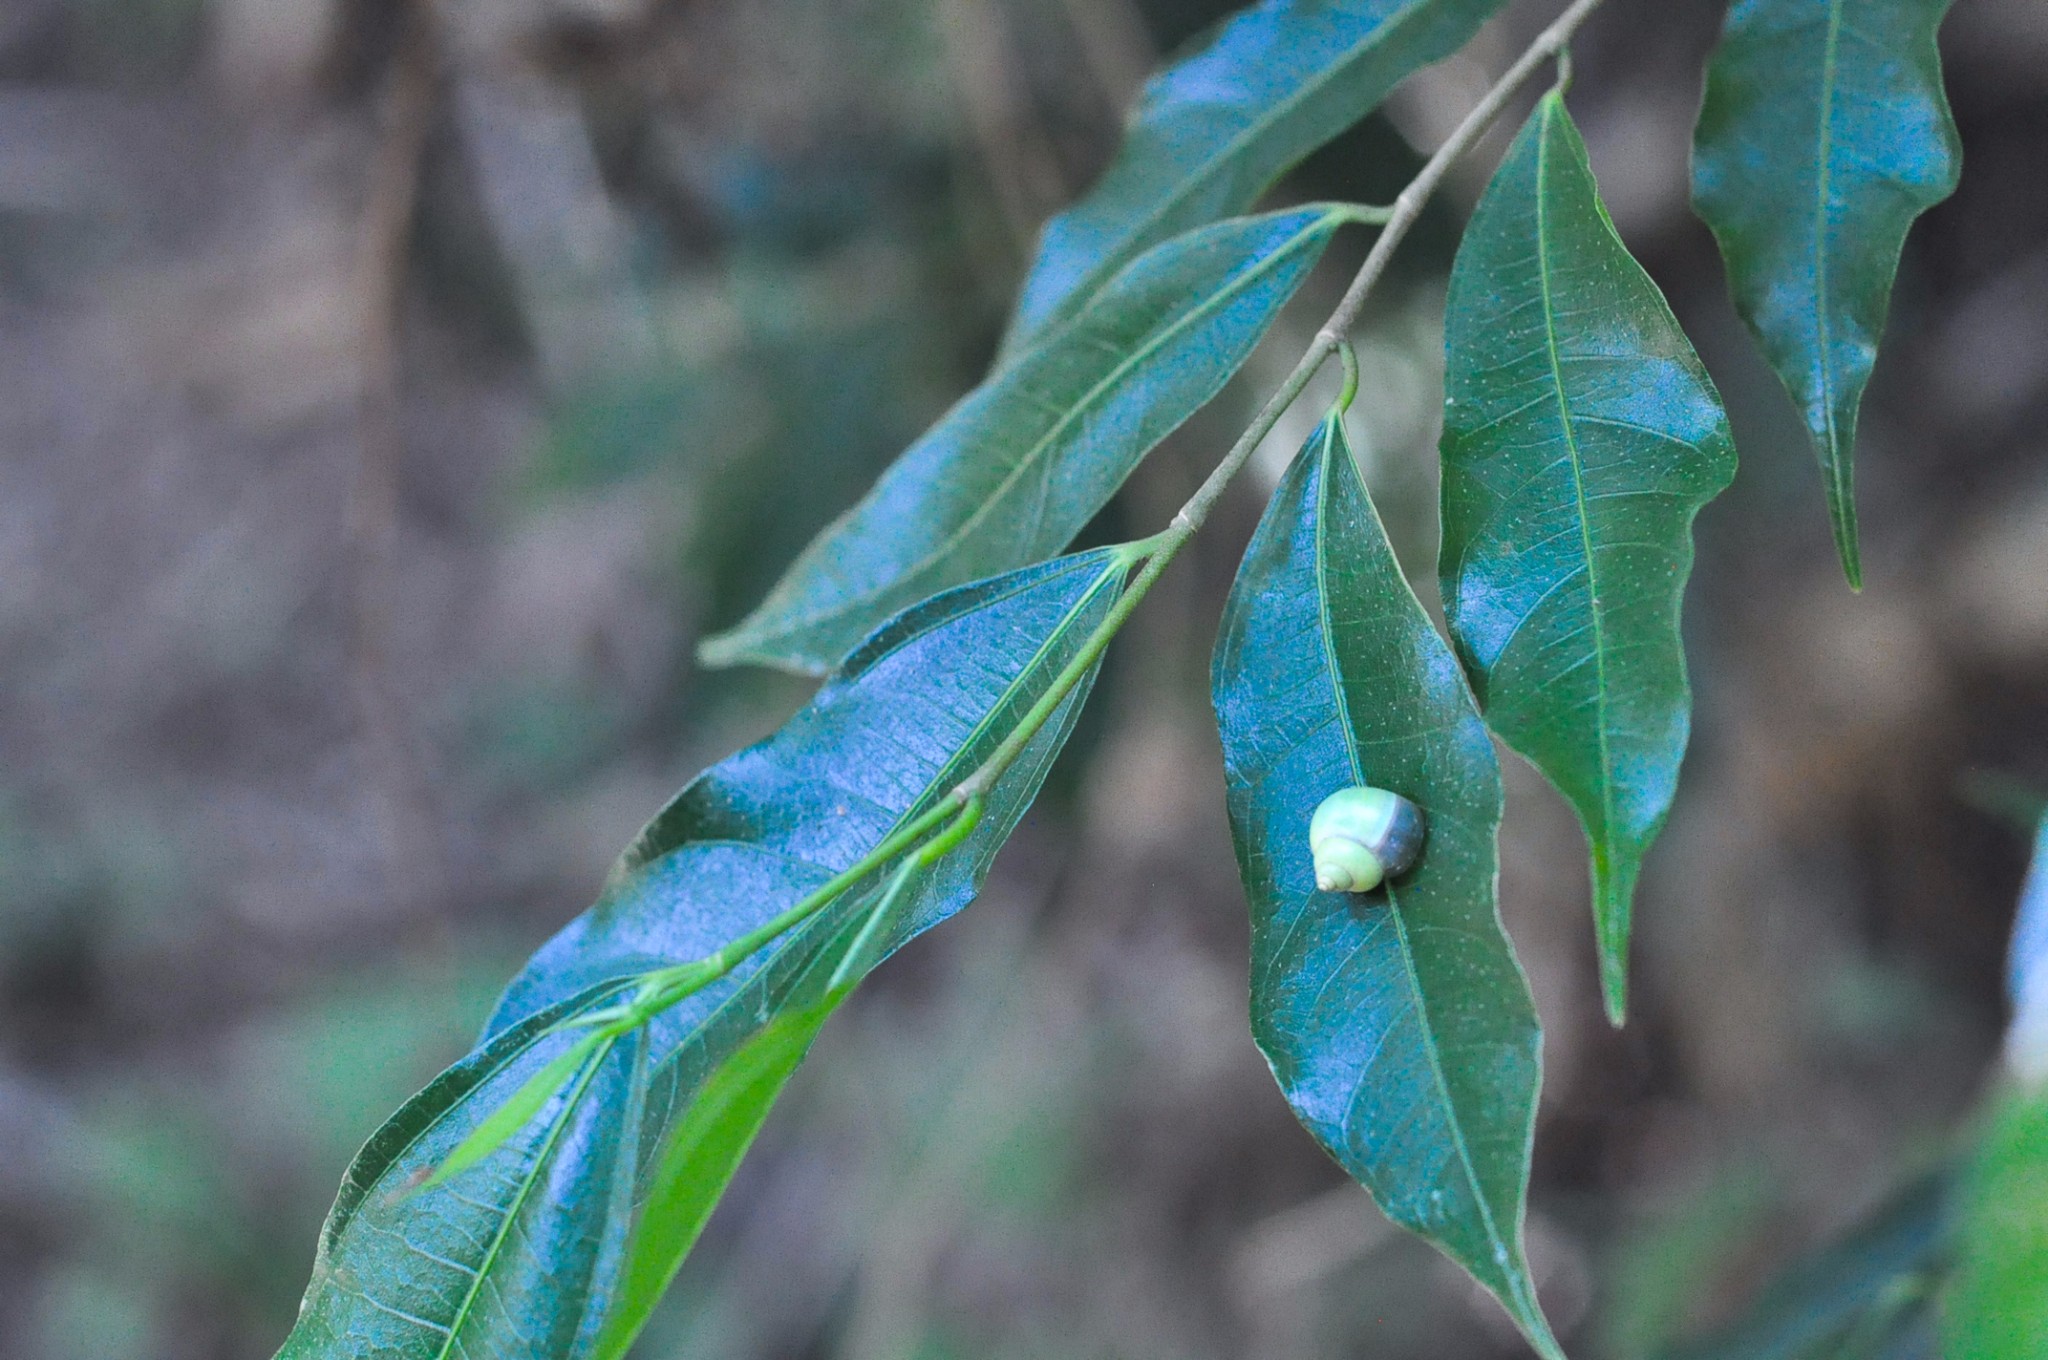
1213;411;1558;1358
1439;91;1736;1024
701;207;1344;676
277;987;652;1360
277;550;1128;1360
1692;0;1961;587
1002;0;1504;353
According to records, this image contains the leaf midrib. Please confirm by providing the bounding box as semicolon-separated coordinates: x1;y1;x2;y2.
738;212;1335;650
1532;98;1619;860
316;979;642;1268
1307;415;1517;1286
434;1033;617;1360
1812;0;1845;471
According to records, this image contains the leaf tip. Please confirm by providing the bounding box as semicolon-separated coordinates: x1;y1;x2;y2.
1836;537;1864;592
695;628;756;671
405;1133;494;1199
391;1160;439;1204
1592;849;1636;1029
1499;1268;1570;1360
695;627;830;678
1600;965;1629;1029
1527;1322;1570;1360
1827;493;1864;591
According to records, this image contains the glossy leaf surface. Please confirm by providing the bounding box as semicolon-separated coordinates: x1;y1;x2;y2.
276;990;652;1360
278;550;1128;1360
1214;413;1557;1358
1001;0;1502;353
702;207;1342;675
1439;91;1735;1024
1693;0;1960;586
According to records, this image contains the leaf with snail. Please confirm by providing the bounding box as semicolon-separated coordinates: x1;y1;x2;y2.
1213;409;1557;1358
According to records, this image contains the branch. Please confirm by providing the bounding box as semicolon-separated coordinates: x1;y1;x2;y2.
1178;0;1609;538
580;0;1613;1030
956;0;1609;803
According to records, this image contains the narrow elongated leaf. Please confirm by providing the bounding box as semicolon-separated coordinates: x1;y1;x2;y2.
1693;0;1960;587
279;549;1128;1360
702;207;1344;675
418;1028;610;1191
592;994;841;1360
1001;0;1503;353
1439;91;1735;1024
1213;412;1558;1358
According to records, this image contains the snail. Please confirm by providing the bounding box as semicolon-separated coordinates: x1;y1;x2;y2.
1308;786;1426;893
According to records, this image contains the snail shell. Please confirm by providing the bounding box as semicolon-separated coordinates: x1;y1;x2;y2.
1308;786;1426;893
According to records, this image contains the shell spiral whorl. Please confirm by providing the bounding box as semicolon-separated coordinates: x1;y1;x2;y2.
1308;786;1426;894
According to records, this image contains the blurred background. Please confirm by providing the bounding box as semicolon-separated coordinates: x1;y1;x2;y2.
1;0;2045;1357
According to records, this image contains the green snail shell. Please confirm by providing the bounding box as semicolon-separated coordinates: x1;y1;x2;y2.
1308;786;1426;893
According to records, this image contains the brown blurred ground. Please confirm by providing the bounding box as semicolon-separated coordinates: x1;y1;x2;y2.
1;1;2045;1357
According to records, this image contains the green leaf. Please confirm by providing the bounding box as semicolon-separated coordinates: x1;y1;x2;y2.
1692;0;1961;587
416;1027;609;1192
1213;412;1559;1359
1949;1093;2048;1360
1950;1088;2048;1360
592;993;841;1360
1664;1172;1951;1360
277;549;1129;1360
1000;0;1504;354
1438;90;1736;1024
701;207;1345;675
277;987;654;1360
